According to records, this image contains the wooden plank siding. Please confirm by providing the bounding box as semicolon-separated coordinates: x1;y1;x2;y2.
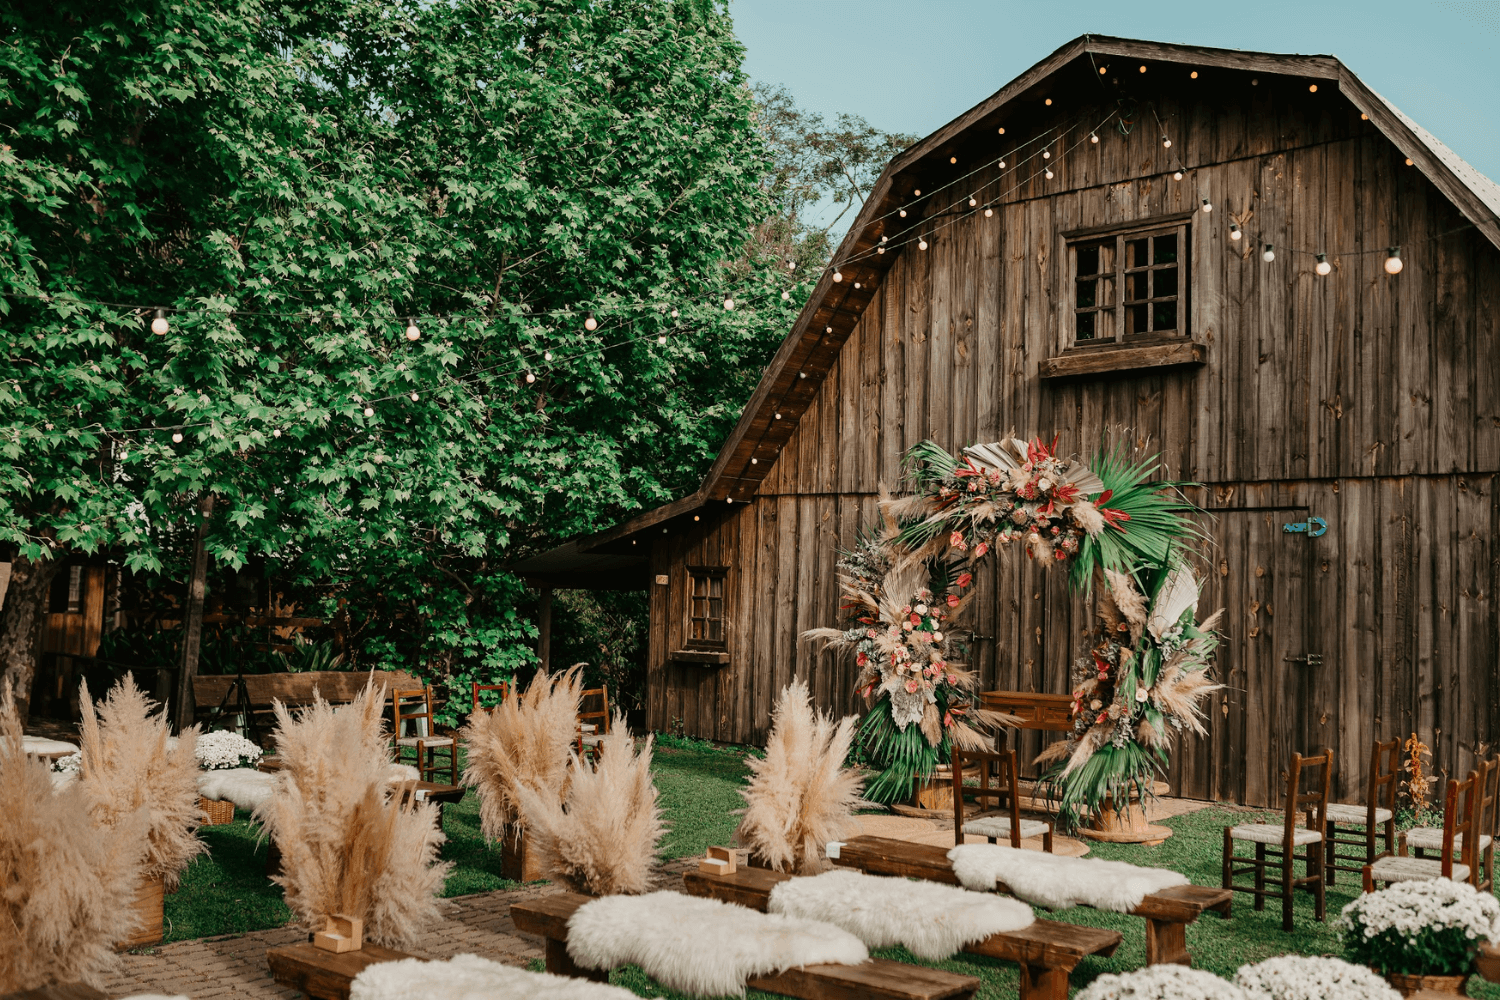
644;73;1500;806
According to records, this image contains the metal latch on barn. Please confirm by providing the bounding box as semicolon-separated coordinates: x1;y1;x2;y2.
1284;653;1323;666
1282;516;1328;537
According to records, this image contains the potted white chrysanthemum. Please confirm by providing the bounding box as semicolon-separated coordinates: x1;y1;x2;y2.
1234;955;1399;1000
194;729;263;824
1074;964;1252;999
1338;879;1500;996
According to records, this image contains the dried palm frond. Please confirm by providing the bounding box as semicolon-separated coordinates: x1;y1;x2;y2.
736;680;864;874
1034;738;1075;767
1147;566;1200;640
258;682;450;949
514;716;663;896
76;676;204;890
0;688;149;991
460;666;582;842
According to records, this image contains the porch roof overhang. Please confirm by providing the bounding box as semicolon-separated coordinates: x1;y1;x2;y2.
508;540;651;591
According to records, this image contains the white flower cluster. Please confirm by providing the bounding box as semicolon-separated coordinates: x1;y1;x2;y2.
1075;965;1253;1000
194;730;263;771
52;752;81;774
1233;955;1399;1000
1337;878;1500;944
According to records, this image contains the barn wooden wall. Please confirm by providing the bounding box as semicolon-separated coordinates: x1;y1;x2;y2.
647;78;1500;805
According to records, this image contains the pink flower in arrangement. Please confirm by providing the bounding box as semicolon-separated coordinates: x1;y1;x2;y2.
866;629;878;638
905;679;920;694
943;712;954;727
949;531;967;550
856;651;868;666
968;482;980;492
956;572;973;588
861;685;874;698
947;673;958;686
947;594;960;608
903;620;915;631
973;541;990;558
912;631;930;643
1055;549;1068;561
1096;712;1108;725
901;605;912;615
932;631;943;642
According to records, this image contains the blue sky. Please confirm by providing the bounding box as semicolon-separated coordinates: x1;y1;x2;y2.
734;0;1500;197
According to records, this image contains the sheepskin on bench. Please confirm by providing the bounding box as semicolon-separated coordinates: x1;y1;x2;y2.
350;953;637;1000
948;843;1188;912
197;767;280;812
766;868;1034;960
565;890;868;997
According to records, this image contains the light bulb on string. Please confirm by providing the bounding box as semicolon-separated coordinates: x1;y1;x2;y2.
1263;243;1276;262
1229;223;1242;241
877;247;885;254
1315;253;1332;276
1173;170;1183;181
1200;199;1213;213
670;309;679;318
1090;133;1099;144
584;316;597;331
998;160;1006;169
723;297;734;310
832;270;843;282
1042;150;1051;159
918;236;929;250
1162;137;1172;148
657;334;667;344
984;207;993;218
1384;247;1404;275
899;209;907;218
1044;168;1054;179
151;309;170;335
364;406;374;417
914;189;921;196
170;431;183;443
526;372;536;383
410;392;419;401
404;318;420;341
781;290;790;300
968;196;977;207
544;351;553;361
273;428;282;437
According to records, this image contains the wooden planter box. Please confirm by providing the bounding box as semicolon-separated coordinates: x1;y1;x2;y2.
116;875;165;950
500;825;549;882
199;795;235;826
1385;971;1467;997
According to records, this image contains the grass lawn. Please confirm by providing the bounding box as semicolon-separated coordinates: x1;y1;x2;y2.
166;742;1500;999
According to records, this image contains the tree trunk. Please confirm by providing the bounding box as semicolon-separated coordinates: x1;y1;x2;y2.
0;554;64;726
174;494;214;733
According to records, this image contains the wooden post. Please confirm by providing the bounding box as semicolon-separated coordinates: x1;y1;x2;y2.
174;494;214;733
537;585;552;672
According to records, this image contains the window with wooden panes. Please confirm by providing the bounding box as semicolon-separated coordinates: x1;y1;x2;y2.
1069;221;1187;345
686;567;727;649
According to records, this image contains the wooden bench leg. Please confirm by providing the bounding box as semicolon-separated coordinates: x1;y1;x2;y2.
1019;962;1072;1000
1143;917;1190;966
544;935;610;983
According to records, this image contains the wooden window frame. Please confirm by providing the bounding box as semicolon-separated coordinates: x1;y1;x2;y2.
685;566;729;651
1065;214;1191;348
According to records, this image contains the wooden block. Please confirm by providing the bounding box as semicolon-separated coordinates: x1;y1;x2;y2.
698;857;732;875
705;845;737;874
267;941;415;1000
313;913;364;953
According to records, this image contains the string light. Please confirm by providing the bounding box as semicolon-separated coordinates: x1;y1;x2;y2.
171;432;183;443
1090;133;1099;144
899;209;907;217
918;236;929;250
949;156;957;164
671;308;679;318
1315;253;1332;275
273;428;282;437
150;309;169;335
1044;98;1052;106
997;127;1005;134
1384;247;1404;274
584;316;598;331
1042;149;1051;159
410;392;419;401
1200;199;1213;213
543;351;553;361
723;297;734;310
997;160;1006;169
853;282;861;289
914;189;921;195
1263;243;1276;262
1139;65;1147;73
984;207;993;218
1162;137;1172;148
525;372;536;383
657;334;667;344
1190;71;1199;79
1173;170;1183;181
1044;168;1054;179
832;271;843;282
362;406;373;417
781;290;790;300
1229;223;1242;241
1309;84;1318;93
404;318;420;341
774;412;782;420
968;196;977;207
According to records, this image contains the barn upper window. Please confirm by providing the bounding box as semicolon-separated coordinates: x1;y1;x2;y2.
686;567;727;650
1069;219;1188;345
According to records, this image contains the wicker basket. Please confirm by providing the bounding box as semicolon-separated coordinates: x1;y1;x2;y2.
1385;971;1468;997
116;874;165;950
199;795;235;826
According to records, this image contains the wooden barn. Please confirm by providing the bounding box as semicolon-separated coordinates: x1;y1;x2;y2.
516;35;1500;807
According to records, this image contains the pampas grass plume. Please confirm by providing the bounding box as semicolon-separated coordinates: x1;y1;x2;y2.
736;680;864;874
460;667;582;842
514;716;664;896
0;688;149;991
76;675;204;890
258;681;450;949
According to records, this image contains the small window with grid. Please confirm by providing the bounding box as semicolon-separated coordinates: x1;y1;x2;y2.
687;567;728;649
1069;220;1187;345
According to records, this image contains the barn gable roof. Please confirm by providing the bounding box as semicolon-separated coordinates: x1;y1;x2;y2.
513;34;1500;580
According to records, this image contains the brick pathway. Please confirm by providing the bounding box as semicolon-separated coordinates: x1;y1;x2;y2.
100;860;698;999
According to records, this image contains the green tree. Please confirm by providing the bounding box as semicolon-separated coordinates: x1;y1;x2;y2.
0;0;797;720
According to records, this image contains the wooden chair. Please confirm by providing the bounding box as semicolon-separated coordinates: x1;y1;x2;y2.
470;681;509;716
951;747;1054;853
1391;760;1492;888
1222;749;1332;931
1366;770;1480;891
1324;737;1399;885
577;685;610;760
392;685;457;785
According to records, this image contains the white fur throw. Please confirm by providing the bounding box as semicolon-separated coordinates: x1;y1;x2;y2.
350;954;637;1000
196;767;280;812
767;868;1034;959
566;890;868;997
119;996;191;1000
948;843;1189;912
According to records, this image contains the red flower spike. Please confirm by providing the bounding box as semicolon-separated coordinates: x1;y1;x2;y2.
956;572;973;588
946;594;960;607
1095;489;1113;505
1099;506;1131;530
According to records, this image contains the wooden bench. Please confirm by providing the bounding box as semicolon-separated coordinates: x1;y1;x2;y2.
836;835;1231;967
682;866;1120;1000
267;940;419;1000
192;669;426;738
511;891;982;1000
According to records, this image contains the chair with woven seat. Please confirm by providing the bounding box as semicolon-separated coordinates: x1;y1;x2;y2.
1222;749;1332;931
1403;757;1496;885
952;746;1055;853
577;685;611;762
470;681;510;716
1365;770;1480;891
1324;737;1399;885
392;685;457;785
